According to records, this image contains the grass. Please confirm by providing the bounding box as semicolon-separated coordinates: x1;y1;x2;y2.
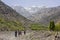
30;22;60;31
0;18;60;31
30;23;48;30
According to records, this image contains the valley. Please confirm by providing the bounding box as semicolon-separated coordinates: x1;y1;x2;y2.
0;0;60;40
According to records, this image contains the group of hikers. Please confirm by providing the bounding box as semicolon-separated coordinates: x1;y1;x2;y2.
15;30;26;37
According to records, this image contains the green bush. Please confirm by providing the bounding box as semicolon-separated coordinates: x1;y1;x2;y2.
55;22;60;31
49;20;55;31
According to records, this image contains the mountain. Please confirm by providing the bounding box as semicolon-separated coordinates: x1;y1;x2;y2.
25;6;47;15
13;5;60;25
25;6;41;14
13;6;32;18
0;0;32;30
28;6;60;25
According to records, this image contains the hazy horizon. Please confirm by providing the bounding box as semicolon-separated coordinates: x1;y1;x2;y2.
2;0;60;8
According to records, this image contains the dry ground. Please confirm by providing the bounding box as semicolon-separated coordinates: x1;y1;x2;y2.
0;31;60;40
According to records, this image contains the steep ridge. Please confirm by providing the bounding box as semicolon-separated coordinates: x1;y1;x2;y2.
0;0;32;30
13;6;32;18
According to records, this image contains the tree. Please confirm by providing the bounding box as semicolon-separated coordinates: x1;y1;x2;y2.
49;20;55;31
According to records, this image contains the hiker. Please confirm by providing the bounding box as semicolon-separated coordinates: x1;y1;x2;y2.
18;31;22;35
24;30;26;35
15;31;17;37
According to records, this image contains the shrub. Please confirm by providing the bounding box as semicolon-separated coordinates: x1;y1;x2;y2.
49;20;55;31
55;22;60;31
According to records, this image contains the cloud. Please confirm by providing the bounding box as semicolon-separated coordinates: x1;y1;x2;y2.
13;4;20;6
24;7;31;10
32;6;36;7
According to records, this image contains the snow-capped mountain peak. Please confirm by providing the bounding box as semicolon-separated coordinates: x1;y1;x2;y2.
24;6;41;14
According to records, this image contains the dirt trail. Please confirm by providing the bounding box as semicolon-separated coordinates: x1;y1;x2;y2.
0;31;33;40
0;31;60;40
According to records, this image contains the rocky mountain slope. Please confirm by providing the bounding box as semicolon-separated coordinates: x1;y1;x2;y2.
0;0;32;30
28;6;60;25
12;3;60;25
13;6;32;18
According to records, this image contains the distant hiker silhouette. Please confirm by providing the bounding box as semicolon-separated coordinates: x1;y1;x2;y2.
24;30;26;35
18;31;22;35
15;31;17;37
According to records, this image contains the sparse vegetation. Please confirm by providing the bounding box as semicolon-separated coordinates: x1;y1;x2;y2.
0;18;25;31
30;23;48;30
30;21;60;31
55;22;60;31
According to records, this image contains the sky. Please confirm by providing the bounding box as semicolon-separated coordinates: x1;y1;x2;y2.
2;0;60;7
